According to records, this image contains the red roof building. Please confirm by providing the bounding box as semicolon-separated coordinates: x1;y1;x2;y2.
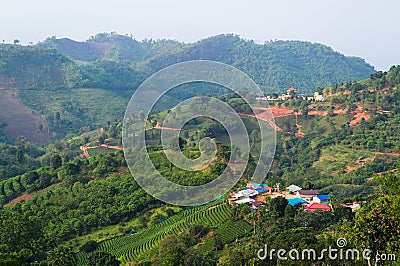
251;200;263;209
304;203;331;212
296;189;319;202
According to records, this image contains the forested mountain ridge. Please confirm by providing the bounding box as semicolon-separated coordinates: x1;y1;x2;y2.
0;45;72;89
37;33;374;93
141;35;375;92
0;33;375;142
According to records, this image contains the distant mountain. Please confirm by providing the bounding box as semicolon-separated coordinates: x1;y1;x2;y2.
141;35;375;93
39;33;375;93
0;33;377;142
41;33;186;63
0;45;71;89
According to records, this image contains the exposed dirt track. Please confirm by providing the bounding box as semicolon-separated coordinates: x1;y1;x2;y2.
4;193;34;206
152;121;181;131
80;143;123;158
80;143;90;158
250;106;295;132
295;114;305;138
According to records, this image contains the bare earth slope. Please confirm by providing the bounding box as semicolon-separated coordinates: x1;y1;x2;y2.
0;89;51;144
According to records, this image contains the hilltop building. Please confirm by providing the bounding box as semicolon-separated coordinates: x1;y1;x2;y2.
314;92;325;102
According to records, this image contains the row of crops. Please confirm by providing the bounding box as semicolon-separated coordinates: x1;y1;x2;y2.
76;202;251;264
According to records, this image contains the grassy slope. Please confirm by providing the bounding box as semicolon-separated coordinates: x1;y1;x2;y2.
18;88;128;137
312;145;375;176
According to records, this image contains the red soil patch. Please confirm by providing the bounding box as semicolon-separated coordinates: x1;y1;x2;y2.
346;155;376;173
4;193;33;206
250;106;295;131
308;110;328;116
99;144;123;150
333;109;347;115
254;106;294;118
80;143;90;158
349;106;370;126
153;121;181;131
295;114;305;138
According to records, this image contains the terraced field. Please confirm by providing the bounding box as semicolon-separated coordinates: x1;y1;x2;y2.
76;203;251;264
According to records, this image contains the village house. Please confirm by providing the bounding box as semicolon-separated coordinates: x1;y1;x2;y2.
255;96;268;101
314;92;325;102
288;198;308;206
296;189;319;202
304;202;331;212
234;197;254;204
230;184;271;206
376;110;391;115
344;201;361;212
251;200;263;210
312;194;330;204
286;184;302;193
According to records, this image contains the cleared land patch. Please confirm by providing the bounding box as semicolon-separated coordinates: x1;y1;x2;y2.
0;89;51;144
312;145;375;176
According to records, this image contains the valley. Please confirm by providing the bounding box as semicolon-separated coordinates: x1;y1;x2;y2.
0;36;399;266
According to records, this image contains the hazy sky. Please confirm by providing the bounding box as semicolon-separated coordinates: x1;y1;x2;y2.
1;0;399;70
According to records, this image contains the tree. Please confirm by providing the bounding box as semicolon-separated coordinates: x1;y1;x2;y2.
351;195;400;260
98;135;105;145
50;154;62;169
301;181;314;190
23;171;39;185
210;162;227;176
0;252;19;265
184;249;216;266
158;235;185;266
269;196;288;217
80;240;99;253
87;252;119;266
13;39;20;45
46;247;76;266
350;173;400;260
55;111;61;122
0;210;46;259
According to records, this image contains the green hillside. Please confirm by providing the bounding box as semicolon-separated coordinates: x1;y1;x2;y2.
1;35;400;266
1;69;400;264
0;45;72;89
0;35;375;142
142;35;374;93
76;203;251;264
41;33;374;93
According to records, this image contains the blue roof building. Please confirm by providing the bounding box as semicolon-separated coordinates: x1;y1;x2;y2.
256;187;268;193
288;198;308;206
317;195;330;201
